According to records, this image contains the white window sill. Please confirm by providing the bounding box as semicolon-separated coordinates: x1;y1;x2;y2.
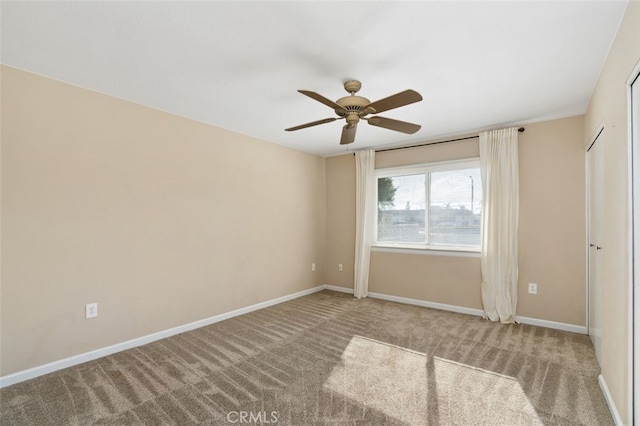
371;244;481;257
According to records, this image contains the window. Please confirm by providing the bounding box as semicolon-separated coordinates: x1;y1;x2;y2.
375;159;482;251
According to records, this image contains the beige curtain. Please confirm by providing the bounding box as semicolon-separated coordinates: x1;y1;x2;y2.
354;149;375;298
479;128;519;323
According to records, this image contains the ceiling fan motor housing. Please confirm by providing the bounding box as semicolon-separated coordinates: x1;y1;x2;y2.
334;80;372;117
335;95;371;117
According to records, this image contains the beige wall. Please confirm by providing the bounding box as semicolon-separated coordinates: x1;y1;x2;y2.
518;116;585;324
0;66;326;376
583;1;640;423
325;115;586;326
370;251;483;309
324;154;355;288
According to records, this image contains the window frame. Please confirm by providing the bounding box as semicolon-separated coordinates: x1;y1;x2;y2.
374;158;482;254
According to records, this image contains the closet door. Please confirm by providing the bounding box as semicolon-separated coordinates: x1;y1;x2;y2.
587;129;604;363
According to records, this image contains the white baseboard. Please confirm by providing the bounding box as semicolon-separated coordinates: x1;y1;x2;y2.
0;285;327;389
367;291;485;317
515;315;587;335
323;286;588;335
599;374;623;426
324;285;354;294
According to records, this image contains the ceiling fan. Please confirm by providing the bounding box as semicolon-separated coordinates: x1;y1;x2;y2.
285;80;423;145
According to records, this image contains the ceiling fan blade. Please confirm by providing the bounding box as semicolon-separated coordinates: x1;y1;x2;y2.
285;117;337;131
340;124;357;145
367;116;421;134
363;89;422;114
298;90;347;112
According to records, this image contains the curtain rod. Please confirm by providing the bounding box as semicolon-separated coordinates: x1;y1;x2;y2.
374;127;525;153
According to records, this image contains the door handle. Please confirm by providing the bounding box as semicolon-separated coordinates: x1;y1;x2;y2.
590;244;595;247
597;246;602;250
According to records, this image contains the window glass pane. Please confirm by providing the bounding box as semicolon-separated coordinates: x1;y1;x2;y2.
377;174;425;243
429;168;482;246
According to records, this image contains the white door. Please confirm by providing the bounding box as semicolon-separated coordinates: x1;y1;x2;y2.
587;129;604;363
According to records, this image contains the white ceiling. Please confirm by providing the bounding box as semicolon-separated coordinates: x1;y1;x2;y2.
1;1;629;157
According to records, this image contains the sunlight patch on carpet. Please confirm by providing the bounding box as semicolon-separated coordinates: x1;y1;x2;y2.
323;335;542;424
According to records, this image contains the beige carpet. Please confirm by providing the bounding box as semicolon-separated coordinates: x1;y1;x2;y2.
0;290;613;425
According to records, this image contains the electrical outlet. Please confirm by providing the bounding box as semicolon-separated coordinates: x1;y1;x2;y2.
338;264;343;271
86;303;98;319
311;263;316;272
528;283;538;295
